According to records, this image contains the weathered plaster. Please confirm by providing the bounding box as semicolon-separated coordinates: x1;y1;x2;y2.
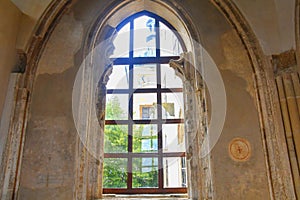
212;0;297;198
220;30;255;99
212;69;270;199
7;0;296;58
19;67;77;199
180;0;231;65
20;117;74;187
37;12;83;75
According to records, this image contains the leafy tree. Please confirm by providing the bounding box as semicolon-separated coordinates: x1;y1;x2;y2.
103;96;158;189
105;96;126;120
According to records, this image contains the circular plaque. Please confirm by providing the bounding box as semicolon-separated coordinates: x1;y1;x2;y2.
228;138;251;161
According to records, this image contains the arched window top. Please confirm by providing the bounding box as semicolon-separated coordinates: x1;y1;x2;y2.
111;11;185;59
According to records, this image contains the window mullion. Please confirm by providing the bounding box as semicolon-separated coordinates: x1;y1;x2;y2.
155;18;165;190
129;19;134;58
155;18;160;58
157;79;164;189
127;19;134;190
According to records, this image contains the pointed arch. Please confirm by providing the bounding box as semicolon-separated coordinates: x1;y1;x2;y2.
74;1;211;199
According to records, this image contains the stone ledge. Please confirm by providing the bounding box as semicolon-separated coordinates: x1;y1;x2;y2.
100;194;189;200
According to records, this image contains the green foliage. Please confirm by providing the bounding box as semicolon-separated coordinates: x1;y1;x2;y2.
105;96;125;120
103;158;127;188
132;170;158;188
104;125;128;153
104;96;128;153
103;96;158;189
133;125;143;153
133;125;157;153
132;158;158;188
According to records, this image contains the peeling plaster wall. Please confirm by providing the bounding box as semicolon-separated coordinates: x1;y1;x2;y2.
37;13;84;75
19;69;78;199
214;30;269;199
6;0;297;54
18;0;275;199
181;1;270;199
18;10;85;198
213;69;268;199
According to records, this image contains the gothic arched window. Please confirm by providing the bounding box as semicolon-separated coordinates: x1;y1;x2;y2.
103;11;187;194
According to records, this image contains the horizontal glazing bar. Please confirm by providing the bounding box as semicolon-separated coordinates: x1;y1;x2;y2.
111;56;180;65
103;188;187;194
105;119;184;125
104;152;185;158
106;88;183;94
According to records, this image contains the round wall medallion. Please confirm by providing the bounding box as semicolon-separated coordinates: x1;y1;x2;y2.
228;138;251;161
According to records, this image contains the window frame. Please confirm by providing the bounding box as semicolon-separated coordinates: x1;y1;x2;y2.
103;11;188;194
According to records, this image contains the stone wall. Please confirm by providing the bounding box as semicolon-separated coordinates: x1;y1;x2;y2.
274;50;300;198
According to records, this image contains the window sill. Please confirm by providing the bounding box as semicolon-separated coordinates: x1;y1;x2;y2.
100;194;189;199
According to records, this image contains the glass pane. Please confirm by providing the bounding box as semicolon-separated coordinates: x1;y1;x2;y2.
133;64;157;88
161;64;183;88
103;158;128;188
104;125;128;153
133;93;157;120
105;94;128;120
159;22;183;56
133;125;158;153
111;23;130;58
132;157;158;188
106;65;129;89
162;124;185;153
161;92;184;119
134;15;156;57
163;157;187;188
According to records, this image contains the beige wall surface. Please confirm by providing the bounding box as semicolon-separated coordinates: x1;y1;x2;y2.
11;0;52;20
0;0;21;120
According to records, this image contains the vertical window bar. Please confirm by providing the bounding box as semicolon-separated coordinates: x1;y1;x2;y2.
129;19;134;58
128;19;134;189
155;19;164;189
156;18;163;188
157;91;163;188
155;18;160;58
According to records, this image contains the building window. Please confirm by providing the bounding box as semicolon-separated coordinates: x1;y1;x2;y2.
103;11;187;194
